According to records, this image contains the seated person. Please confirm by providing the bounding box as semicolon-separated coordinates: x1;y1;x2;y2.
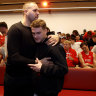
72;30;79;36
63;40;79;67
66;33;71;40
75;35;84;42
83;31;95;42
78;42;96;68
87;34;96;50
70;36;82;55
0;22;8;62
60;33;66;47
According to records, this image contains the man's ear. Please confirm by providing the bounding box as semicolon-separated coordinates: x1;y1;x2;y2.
45;28;48;34
23;9;28;15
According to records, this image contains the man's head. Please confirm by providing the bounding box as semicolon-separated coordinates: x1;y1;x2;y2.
83;29;86;34
70;36;76;44
60;33;66;43
0;22;8;35
75;35;80;41
63;40;71;50
72;30;79;36
23;2;39;22
80;42;89;52
31;19;47;43
87;31;92;36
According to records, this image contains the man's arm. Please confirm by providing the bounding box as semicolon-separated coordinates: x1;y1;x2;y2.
67;50;78;66
40;45;68;78
78;53;86;67
72;51;79;65
93;53;96;68
7;25;35;65
46;35;59;46
78;53;92;68
28;45;68;78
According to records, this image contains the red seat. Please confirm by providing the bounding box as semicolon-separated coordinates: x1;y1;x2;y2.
63;68;96;90
58;68;96;96
58;89;96;96
0;86;4;96
0;66;5;96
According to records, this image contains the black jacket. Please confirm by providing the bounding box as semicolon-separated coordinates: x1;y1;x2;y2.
34;42;68;95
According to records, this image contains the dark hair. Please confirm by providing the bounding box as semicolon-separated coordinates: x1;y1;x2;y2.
57;32;61;34
46;27;50;32
66;33;71;40
83;29;87;32
0;22;8;29
70;36;76;41
92;34;96;38
72;30;79;36
47;31;55;35
66;33;70;37
87;31;92;35
80;42;88;48
71;34;76;38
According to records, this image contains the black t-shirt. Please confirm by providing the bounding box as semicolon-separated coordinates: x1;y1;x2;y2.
34;42;68;94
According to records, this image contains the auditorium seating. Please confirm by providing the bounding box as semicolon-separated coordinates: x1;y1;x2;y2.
0;66;96;96
58;68;96;96
0;65;5;96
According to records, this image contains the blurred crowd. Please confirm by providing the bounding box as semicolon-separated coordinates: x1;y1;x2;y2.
58;29;96;68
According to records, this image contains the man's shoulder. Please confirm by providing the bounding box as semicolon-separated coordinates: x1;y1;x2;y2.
48;44;64;52
8;22;21;32
10;22;21;28
69;48;76;52
47;44;66;58
8;22;23;35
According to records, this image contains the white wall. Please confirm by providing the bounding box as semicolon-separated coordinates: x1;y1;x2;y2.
0;11;96;34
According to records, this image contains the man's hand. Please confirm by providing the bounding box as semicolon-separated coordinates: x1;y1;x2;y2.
40;57;53;65
68;56;74;60
28;58;42;72
46;35;59;46
85;63;94;68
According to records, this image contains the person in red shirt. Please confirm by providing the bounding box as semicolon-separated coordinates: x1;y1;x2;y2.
78;42;96;68
63;40;78;67
0;22;8;47
0;34;5;46
83;31;95;42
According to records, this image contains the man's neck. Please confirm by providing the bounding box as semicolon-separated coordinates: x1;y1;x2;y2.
84;50;89;55
65;48;70;52
22;18;32;27
41;36;48;43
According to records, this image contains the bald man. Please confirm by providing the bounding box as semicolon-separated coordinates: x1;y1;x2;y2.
4;2;59;96
4;2;39;96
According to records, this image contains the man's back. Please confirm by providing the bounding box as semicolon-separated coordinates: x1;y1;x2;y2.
5;22;36;93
